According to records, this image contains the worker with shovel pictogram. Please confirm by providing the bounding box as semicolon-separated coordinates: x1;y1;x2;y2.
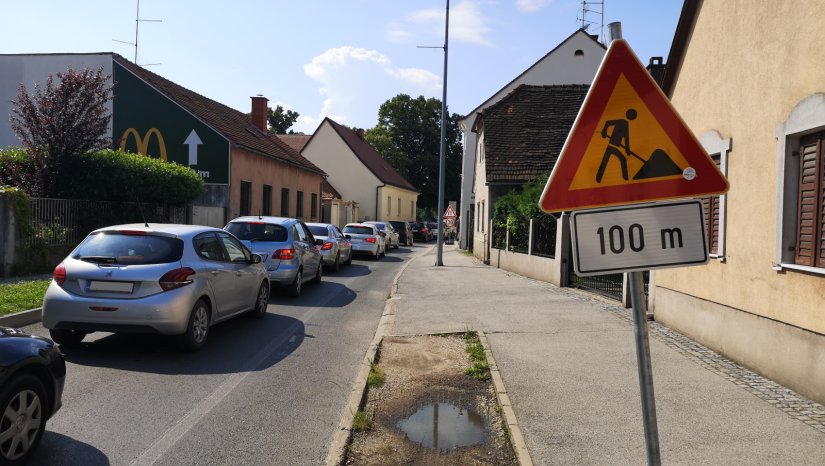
596;108;683;183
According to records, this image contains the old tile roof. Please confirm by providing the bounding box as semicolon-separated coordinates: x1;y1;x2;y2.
479;84;589;184
323;118;418;192
112;54;325;176
277;134;311;152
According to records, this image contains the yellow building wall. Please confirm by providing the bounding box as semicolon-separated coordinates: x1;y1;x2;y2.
655;0;825;337
377;185;418;222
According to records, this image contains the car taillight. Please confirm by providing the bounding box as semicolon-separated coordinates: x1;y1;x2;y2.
273;249;296;260
53;263;66;286
159;267;195;291
321;242;334;250
366;237;377;243
116;230;147;235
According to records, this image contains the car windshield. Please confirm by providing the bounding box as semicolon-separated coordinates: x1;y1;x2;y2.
343;226;374;235
373;224;386;231
226;222;288;242
74;232;183;265
308;225;329;237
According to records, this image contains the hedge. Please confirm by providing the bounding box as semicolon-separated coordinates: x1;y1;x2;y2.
1;148;204;205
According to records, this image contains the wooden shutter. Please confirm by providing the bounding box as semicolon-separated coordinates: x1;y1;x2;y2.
702;154;722;255
795;134;822;266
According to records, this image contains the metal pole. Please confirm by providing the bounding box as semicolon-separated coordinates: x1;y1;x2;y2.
607;21;660;465
435;0;449;266
629;271;661;466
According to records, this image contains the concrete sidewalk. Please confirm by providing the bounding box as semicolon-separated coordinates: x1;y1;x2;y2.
390;244;825;465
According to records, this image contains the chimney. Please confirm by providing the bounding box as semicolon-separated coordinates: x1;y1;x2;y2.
251;95;268;132
356;128;365;139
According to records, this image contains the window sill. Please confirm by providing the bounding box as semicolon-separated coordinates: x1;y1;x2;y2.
774;263;825;277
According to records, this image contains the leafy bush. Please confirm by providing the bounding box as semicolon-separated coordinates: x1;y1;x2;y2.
0;147;41;195
54;149;204;205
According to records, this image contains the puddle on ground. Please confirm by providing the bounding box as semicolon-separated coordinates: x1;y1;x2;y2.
396;402;487;449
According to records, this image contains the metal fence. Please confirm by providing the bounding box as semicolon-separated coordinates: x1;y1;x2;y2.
27;198;189;247
531;215;557;258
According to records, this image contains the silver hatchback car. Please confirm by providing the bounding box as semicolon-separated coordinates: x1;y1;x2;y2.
41;224;270;351
224;216;323;297
306;223;353;272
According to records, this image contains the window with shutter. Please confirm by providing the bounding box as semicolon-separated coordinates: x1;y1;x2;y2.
702;154;722;255
795;133;823;266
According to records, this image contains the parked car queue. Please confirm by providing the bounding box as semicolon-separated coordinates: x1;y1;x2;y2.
1;216;427;462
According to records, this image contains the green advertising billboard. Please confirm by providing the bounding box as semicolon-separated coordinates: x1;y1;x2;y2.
112;63;230;184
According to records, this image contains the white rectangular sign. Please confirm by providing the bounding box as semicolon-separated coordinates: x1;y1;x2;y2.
570;200;708;276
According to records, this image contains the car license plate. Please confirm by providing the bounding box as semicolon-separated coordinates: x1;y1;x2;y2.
351;238;362;243
88;280;134;293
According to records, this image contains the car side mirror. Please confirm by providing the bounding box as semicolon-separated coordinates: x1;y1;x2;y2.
345;234;351;239
251;254;262;264
315;238;324;246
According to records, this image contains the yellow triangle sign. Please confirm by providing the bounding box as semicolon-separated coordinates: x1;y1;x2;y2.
539;39;728;212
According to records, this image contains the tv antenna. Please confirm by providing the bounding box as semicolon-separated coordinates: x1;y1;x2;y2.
113;0;162;66
577;0;604;43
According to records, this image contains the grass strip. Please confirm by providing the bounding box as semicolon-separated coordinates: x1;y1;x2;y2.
0;279;50;317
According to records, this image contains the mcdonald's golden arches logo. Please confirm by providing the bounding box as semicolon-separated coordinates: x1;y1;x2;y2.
119;127;168;162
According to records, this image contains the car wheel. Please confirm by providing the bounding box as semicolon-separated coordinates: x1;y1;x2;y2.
312;262;323;284
0;374;47;465
48;329;86;347
345;251;352;266
251;281;269;319
286;269;303;297
178;299;210;351
331;253;340;273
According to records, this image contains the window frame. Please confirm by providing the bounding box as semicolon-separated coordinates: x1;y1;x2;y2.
311;193;318;219
775;93;825;275
698;131;731;260
281;188;290;217
262;184;272;216
240;181;252;216
296;190;304;218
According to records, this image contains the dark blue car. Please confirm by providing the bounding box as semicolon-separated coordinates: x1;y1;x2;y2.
0;327;66;464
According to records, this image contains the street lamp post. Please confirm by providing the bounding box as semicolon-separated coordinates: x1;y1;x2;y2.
435;0;450;266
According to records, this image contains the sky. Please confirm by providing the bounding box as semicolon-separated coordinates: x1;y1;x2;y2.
1;1;683;134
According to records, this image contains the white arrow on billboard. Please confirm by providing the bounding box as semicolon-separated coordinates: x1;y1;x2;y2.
184;130;202;166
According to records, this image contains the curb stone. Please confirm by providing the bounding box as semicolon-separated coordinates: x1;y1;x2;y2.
478;330;534;466
323;245;426;466
0;308;42;328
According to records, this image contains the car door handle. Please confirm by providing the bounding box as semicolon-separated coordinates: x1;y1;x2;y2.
211;271;218;275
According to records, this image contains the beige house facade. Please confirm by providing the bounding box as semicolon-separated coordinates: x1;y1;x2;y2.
652;0;825;404
300;118;418;224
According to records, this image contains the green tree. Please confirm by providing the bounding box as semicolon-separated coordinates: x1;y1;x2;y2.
267;105;300;134
367;94;463;216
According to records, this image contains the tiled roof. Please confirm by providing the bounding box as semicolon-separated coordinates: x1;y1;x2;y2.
277;134;311;152
323;118;418;192
112;55;325;175
480;84;589;184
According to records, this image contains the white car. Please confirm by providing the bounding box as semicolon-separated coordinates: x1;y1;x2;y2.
41;224;270;351
363;221;400;249
342;223;386;260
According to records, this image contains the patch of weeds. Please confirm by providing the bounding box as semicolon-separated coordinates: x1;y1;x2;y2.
352;410;372;431
0;279;50;316
367;362;385;387
463;331;490;380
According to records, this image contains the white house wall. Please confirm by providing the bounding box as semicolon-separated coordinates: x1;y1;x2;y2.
459;31;605;248
0;54;114;147
301;121;382;222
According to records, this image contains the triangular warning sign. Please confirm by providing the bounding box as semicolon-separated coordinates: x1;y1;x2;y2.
539;39;729;213
443;205;456;218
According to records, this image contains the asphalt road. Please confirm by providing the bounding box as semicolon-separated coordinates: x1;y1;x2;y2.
18;245;419;465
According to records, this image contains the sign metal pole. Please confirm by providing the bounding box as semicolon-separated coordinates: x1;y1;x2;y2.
629;270;661;465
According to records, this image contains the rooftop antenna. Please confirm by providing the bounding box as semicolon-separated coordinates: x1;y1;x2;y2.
113;0;162;66
577;0;604;43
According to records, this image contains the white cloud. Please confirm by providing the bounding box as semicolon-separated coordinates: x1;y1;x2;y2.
408;1;494;47
386;23;414;44
297;46;441;134
516;0;552;12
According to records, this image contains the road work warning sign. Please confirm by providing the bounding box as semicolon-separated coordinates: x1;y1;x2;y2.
539;39;729;213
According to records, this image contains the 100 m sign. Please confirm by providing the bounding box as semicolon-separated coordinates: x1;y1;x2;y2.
570;201;708;276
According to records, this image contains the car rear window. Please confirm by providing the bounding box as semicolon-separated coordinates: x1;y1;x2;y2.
373;224;386;231
226;222;288;242
343;226;374;235
308;225;328;237
74;232;183;265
